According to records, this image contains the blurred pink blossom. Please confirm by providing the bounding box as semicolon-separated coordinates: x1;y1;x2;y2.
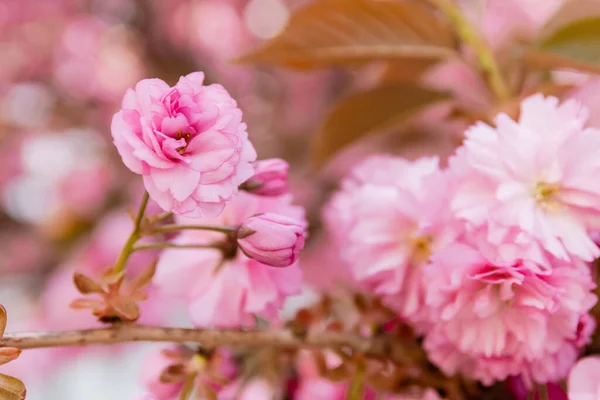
54;16;144;102
568;356;600;400
139;346;184;400
111;72;257;217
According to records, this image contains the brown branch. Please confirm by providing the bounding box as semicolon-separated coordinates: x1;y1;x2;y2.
0;325;414;365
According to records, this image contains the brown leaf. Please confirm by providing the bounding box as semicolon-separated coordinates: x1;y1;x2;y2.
538;0;600;39
525;1;600;74
378;59;440;83
110;297;140;322
159;364;188;384
128;260;157;292
0;374;26;400
73;273;103;295
236;0;455;69
0;348;20;366
0;306;6;338
312;84;448;166
69;298;105;310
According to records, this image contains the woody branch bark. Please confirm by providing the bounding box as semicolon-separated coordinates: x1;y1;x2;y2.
0;325;418;365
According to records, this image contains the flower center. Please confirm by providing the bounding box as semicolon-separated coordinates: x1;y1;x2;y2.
409;235;433;263
533;181;561;211
175;130;193;154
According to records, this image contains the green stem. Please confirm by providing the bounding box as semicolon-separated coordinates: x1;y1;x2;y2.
178;373;197;400
345;364;365;400
132;243;223;252
113;192;150;273
153;224;237;235
429;0;510;102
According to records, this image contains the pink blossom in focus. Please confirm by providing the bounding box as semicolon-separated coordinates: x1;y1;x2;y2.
111;72;257;217
568;356;600;400
422;238;596;386
237;212;306;267
324;155;462;321
451;94;600;262
242;158;289;196
155;192;304;327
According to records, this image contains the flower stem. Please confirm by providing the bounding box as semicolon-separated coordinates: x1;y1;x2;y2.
132;243;222;252
178;373;197;400
428;0;510;102
113;192;150;273
153;224;237;235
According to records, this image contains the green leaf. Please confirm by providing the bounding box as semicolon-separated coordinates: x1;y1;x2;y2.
0;374;26;400
235;0;456;69
312;84;448;167
526;0;600;73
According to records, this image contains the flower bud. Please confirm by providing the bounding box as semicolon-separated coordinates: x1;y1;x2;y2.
237;213;305;267
241;158;289;196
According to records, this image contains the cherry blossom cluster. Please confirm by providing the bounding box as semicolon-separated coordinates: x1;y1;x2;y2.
325;94;600;388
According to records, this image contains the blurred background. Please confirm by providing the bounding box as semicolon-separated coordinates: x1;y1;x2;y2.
0;0;348;397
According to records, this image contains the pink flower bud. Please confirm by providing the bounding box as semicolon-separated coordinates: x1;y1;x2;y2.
237;213;305;267
241;158;289;196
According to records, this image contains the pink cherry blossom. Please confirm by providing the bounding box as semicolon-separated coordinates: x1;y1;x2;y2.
451;94;600;262
422;236;596;386
154;192;304;327
237;212;306;267
324;155;462;321
111;72;257;217
139;346;184;400
568;356;600;400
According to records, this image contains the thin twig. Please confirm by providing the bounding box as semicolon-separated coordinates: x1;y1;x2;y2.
428;0;510;102
152;225;237;235
132;243;221;252
0;325;412;365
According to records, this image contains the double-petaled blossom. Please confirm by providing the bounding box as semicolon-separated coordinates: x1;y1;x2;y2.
451;94;600;262
154;192;305;327
111;72;256;217
237;213;306;268
324;155;462;322
241;158;289;196
422;234;596;386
